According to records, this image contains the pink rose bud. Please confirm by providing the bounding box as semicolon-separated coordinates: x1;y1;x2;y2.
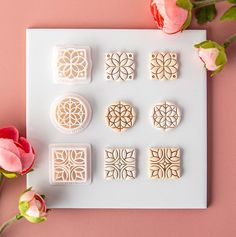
18;188;47;223
195;40;227;76
0;126;35;178
150;0;193;34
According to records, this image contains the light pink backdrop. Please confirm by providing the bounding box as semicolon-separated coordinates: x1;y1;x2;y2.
0;0;236;236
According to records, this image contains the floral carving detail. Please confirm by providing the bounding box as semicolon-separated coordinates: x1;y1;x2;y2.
149;148;181;179
51;146;88;183
52;95;91;133
56;47;91;83
152;101;181;131
104;148;136;180
105;52;135;81
150;52;179;80
105;101;136;132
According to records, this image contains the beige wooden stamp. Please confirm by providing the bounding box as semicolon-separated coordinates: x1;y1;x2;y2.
151;101;181;131
105;52;135;81
105;101;136;132
149;147;181;179
150;52;179;80
104;148;136;180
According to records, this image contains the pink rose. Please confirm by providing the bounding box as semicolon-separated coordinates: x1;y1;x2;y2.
150;0;192;34
0;127;35;176
195;40;227;75
19;188;47;223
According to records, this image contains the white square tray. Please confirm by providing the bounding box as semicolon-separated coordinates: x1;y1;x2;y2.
26;29;207;208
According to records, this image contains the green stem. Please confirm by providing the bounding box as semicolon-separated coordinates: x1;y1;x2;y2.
192;0;226;9
0;173;3;186
0;173;3;192
0;214;22;235
224;33;236;48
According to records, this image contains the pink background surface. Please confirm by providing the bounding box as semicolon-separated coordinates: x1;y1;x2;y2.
0;0;236;236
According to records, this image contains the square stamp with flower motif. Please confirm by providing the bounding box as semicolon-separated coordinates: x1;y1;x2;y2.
50;144;91;184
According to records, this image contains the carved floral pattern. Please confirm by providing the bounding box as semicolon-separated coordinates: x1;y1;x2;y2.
152;101;181;131
149;147;181;179
105;52;135;81
52;147;87;183
56;47;90;82
53;95;91;133
105;101;136;132
150;52;179;80
104;148;136;180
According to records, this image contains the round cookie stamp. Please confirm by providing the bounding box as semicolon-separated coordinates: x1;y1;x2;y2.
51;94;92;133
105;101;136;132
151;101;181;131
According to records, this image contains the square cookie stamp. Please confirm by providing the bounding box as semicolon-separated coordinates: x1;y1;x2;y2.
150;52;179;80
149;147;181;179
49;144;91;184
54;45;92;84
105;52;135;81
104;148;136;180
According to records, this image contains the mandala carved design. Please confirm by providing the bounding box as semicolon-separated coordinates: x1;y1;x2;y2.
105;52;135;81
104;148;136;180
149;148;181;179
56;47;91;83
105;101;136;132
150;52;179;80
152;101;181;131
51;147;88;183
52;95;92;133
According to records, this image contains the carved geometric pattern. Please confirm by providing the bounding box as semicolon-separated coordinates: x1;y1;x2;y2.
105;101;136;132
104;148;136;180
51;146;88;183
52;94;92;133
149;148;181;179
56;47;91;83
150;52;179;80
152;101;181;131
105;52;135;81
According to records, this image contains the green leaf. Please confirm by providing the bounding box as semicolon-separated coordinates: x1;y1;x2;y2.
40;194;46;200
176;0;193;31
24;215;47;224
19;201;29;215
16;214;23;220
182;11;192;30
227;0;236;3
176;0;193;10
0;169;18;178
221;6;236;21
196;5;217;24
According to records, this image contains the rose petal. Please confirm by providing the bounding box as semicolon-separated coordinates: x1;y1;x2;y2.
0;139;20;157
19;151;35;174
198;48;219;71
152;0;188;34
18;137;33;153
0;148;22;172
35;194;46;213
20;190;36;202
0;127;19;141
26;204;40;218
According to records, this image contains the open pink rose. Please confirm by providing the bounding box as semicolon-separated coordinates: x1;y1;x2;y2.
19;189;47;223
150;0;191;34
0;127;35;176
